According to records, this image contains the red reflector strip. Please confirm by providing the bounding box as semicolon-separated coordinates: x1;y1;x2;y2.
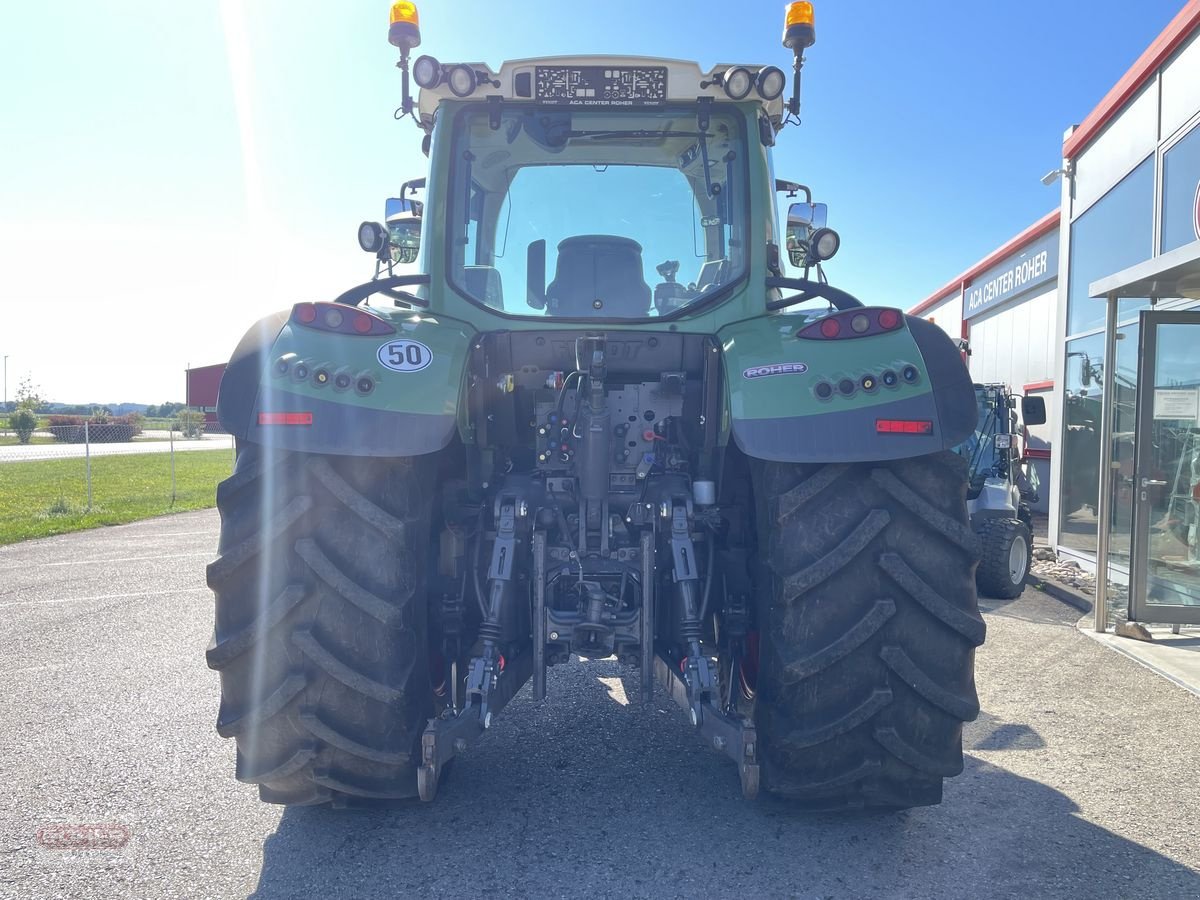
258;412;313;426
875;418;932;435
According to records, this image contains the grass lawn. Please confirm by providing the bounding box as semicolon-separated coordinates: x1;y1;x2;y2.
0;449;232;545
0;435;56;446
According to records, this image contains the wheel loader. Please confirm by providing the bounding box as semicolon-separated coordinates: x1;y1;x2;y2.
957;384;1047;599
206;1;983;809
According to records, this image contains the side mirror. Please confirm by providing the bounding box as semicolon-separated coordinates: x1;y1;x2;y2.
785;201;828;267
384;198;422;264
788;201;827;230
527;239;547;310
1022;395;1047;426
385;197;417;219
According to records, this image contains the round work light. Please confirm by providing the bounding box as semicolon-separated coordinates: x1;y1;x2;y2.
358;221;388;254
413;54;442;89
721;67;754;101
810;227;840;261
447;65;477;97
755;66;786;101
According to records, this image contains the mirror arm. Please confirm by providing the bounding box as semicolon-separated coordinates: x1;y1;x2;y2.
334;274;431;307
765;276;863;311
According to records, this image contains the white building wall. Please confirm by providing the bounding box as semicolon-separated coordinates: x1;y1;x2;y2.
1072;83;1158;215
1160;30;1200;140
966;287;1058;512
916;291;963;342
967;287;1057;388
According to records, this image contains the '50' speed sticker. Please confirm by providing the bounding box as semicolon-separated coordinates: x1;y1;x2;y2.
378;339;433;373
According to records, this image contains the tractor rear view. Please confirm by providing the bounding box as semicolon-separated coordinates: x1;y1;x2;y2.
205;2;984;810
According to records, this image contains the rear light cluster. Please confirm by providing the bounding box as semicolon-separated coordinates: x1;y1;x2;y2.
796;307;904;341
292;302;395;336
274;354;375;396
812;363;921;400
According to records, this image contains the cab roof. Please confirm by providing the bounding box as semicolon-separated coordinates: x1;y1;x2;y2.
416;55;785;128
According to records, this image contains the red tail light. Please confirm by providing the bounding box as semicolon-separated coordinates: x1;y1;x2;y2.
876;419;933;435
258;412;313;426
291;302;395;336
797;307;906;340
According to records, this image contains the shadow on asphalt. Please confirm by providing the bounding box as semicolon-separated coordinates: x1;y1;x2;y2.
249;665;1199;898
978;589;1081;627
966;710;1046;752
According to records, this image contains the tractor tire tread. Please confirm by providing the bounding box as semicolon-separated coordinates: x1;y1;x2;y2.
752;451;982;809
207;444;435;807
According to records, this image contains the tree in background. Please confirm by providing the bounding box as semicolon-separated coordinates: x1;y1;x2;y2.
146;402;185;419
8;377;44;444
175;408;206;439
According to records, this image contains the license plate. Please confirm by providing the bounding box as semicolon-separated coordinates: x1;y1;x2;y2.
534;66;668;106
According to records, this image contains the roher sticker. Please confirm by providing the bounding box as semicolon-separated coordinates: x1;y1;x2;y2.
378;339;433;373
743;362;808;379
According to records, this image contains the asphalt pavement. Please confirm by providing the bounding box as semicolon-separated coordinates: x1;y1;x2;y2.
1;510;1199;899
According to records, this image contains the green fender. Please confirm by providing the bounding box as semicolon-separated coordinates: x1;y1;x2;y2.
219;309;476;457
717;312;976;463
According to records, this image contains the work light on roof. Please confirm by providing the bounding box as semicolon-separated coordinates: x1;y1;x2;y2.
721;67;754;101
413;54;442;89
756;66;786;101
446;64;477;97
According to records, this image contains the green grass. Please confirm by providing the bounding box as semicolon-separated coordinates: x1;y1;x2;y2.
0;435;56;446
0;449;232;545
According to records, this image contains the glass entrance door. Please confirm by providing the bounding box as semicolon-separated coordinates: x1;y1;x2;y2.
1129;310;1200;624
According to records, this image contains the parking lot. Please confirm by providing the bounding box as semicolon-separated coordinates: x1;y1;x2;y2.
2;510;1199;899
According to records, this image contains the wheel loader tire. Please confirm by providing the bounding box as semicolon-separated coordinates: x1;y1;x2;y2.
205;442;437;807
976;518;1032;600
751;451;984;809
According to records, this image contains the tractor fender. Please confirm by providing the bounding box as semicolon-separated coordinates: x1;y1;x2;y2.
718;312;976;463
220;310;475;457
216;310;291;438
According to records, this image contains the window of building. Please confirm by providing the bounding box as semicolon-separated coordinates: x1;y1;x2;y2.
1060;333;1106;553
1066;156;1155;337
1161;122;1200;254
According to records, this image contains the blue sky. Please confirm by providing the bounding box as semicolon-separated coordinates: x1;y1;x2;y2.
0;0;1188;403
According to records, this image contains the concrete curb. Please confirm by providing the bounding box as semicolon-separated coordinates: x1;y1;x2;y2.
1027;575;1094;613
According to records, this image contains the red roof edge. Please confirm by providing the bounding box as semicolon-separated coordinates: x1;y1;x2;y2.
1063;0;1200;160
908;210;1060;317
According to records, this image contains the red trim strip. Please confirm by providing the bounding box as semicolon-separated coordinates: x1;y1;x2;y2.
1023;380;1055;393
908;210;1060;316
1025;448;1052;460
258;412;313;426
1063;1;1200;160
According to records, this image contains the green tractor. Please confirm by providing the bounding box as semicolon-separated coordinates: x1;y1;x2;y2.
206;1;983;809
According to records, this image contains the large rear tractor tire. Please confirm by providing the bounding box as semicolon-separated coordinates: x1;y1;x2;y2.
976;517;1032;600
750;451;984;809
206;443;438;806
